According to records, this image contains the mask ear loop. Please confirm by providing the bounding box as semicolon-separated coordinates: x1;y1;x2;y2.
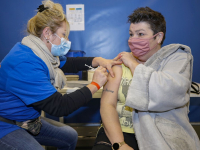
54;33;62;40
47;34;57;45
149;33;160;50
53;33;64;45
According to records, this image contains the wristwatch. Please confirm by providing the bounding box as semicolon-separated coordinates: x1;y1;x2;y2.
112;141;126;150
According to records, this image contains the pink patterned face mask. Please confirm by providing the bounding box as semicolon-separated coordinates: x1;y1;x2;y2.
128;33;159;57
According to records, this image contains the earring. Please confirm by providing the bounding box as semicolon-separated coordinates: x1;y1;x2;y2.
46;38;49;43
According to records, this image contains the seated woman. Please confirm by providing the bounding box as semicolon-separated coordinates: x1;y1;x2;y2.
92;7;200;150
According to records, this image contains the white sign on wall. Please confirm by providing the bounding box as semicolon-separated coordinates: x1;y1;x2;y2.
66;4;85;31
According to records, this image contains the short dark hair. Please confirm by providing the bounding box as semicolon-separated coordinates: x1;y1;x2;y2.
128;7;166;45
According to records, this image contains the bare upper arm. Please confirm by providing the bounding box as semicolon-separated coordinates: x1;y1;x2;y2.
100;65;122;107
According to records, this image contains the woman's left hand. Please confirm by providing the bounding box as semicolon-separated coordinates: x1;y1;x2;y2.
92;56;122;77
118;52;139;74
118;52;139;67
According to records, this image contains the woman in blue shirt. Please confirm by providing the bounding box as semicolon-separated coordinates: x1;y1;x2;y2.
0;0;121;149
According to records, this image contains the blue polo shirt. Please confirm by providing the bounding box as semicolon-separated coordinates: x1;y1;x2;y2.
0;43;57;138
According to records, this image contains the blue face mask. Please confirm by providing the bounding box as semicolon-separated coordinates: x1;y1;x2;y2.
49;34;71;56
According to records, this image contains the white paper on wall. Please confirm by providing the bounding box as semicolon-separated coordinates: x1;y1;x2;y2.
66;4;85;31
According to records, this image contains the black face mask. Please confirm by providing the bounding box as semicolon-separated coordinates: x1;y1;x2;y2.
191;82;200;95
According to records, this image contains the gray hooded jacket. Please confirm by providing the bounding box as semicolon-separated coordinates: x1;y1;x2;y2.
125;44;200;150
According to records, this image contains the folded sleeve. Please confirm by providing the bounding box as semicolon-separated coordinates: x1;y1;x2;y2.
61;57;94;73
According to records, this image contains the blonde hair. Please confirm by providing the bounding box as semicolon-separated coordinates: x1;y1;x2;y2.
27;0;70;38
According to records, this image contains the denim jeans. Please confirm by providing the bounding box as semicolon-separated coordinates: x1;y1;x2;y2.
0;117;78;150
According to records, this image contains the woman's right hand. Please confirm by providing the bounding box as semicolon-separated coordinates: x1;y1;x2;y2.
92;66;108;87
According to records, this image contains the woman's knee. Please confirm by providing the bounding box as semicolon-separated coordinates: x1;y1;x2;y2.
59;125;78;146
41;117;78;142
57;126;78;150
66;126;78;142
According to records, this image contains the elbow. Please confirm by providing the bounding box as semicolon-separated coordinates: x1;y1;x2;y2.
100;103;116;116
